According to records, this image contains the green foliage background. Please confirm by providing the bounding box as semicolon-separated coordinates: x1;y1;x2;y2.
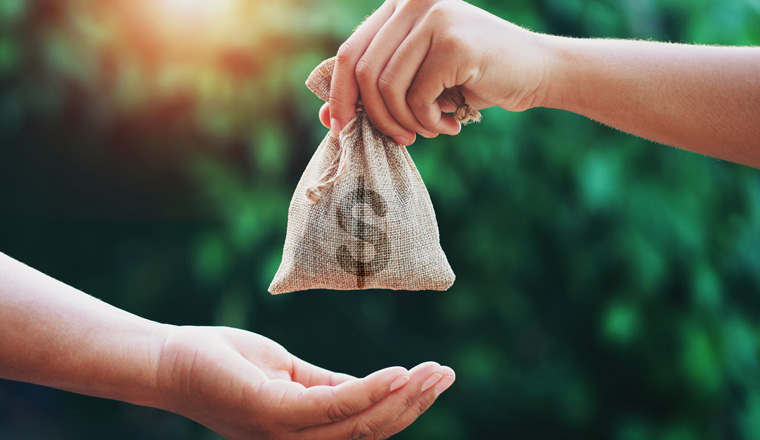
1;0;759;439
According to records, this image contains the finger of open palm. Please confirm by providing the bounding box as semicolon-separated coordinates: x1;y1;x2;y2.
294;362;444;440
291;356;357;387
262;366;408;430
379;365;456;438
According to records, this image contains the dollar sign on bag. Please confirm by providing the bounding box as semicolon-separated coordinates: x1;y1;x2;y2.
336;177;390;288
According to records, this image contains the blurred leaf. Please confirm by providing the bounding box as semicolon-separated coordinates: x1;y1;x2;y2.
0;0;25;22
680;323;722;396
602;300;640;344
194;232;231;286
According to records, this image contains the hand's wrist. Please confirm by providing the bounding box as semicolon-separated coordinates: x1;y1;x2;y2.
538;35;617;114
152;325;220;418
140;322;174;409
490;23;557;112
66;318;173;410
151;323;184;413
533;33;574;111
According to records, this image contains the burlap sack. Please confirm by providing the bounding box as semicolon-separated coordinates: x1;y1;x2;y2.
269;57;479;294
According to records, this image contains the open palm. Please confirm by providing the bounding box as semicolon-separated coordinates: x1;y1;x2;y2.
155;325;455;440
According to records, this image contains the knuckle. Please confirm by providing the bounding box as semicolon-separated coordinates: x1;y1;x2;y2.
400;0;438;14
433;29;466;54
329;90;358;119
406;91;426;114
401;390;417;410
425;1;455;23
336;41;357;66
350;422;373;440
379;77;421;133
326;399;351;423
377;72;396;96
406;96;436;131
326;406;342;423
350;420;387;440
354;57;375;86
329;93;351;108
414;392;437;416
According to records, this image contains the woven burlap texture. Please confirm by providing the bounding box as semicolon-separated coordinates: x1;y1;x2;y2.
269;57;461;294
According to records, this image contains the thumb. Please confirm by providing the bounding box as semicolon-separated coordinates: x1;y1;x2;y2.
319;103;331;130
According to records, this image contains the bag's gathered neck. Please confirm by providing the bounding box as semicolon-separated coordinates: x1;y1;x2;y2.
304;57;482;204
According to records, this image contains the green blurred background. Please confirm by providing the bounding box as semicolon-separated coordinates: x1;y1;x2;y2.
1;0;759;439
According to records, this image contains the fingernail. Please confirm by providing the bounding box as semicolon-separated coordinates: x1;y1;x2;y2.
433;375;455;397
390;375;410;392
421;373;442;392
392;135;410;146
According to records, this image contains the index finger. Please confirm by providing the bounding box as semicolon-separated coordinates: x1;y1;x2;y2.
329;2;396;136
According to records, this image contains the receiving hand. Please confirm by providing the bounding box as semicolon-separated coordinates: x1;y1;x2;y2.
155;325;455;440
322;0;550;145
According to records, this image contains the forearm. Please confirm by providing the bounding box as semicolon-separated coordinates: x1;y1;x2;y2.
0;252;169;408
542;37;760;166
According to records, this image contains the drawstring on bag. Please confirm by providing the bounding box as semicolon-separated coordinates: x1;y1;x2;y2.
304;112;359;204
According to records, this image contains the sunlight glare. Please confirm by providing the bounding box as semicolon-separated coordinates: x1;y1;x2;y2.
155;0;236;20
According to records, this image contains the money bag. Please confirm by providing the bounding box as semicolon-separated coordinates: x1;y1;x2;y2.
268;57;480;294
